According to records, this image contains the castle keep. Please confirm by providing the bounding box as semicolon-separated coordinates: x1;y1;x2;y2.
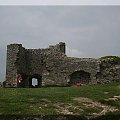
5;42;120;88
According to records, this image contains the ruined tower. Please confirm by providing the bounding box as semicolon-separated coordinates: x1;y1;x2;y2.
5;42;67;87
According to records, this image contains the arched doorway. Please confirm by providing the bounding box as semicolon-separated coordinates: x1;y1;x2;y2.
29;74;42;88
70;70;91;85
32;78;38;87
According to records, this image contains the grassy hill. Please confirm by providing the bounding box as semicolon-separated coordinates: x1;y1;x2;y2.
0;82;120;119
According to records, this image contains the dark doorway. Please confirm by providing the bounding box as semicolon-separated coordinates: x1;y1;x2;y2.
29;74;42;88
70;70;90;85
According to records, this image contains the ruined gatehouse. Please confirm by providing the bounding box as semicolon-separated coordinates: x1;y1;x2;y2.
5;42;120;87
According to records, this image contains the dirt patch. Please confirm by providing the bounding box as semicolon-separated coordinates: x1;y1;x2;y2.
113;95;120;100
54;103;84;115
73;97;118;119
104;95;120;101
40;98;51;103
54;97;118;118
73;97;93;103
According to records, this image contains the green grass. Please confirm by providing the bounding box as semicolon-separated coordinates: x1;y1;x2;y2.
0;82;120;115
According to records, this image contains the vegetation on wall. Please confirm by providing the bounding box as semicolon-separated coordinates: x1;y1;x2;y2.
100;56;120;64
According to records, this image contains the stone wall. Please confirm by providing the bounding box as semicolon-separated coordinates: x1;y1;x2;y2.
6;44;21;87
42;56;100;86
96;59;120;84
5;42;120;88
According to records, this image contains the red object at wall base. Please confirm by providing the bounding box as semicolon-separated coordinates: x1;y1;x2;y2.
17;74;22;82
76;82;81;87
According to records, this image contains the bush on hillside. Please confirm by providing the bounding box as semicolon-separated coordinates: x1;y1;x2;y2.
100;56;120;64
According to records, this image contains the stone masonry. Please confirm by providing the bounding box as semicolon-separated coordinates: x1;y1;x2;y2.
5;42;120;88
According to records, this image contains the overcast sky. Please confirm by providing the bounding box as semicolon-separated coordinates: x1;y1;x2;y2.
0;6;120;81
0;0;120;5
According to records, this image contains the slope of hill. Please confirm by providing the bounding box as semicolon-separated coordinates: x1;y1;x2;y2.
0;81;120;120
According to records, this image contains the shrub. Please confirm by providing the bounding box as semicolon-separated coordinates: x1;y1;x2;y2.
100;56;120;64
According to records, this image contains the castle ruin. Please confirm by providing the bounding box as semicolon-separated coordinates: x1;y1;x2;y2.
5;42;120;87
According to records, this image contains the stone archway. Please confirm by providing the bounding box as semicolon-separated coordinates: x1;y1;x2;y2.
70;70;91;85
29;74;42;88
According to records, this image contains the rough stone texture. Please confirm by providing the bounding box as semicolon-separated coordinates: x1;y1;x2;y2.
5;42;120;88
96;59;120;84
6;44;20;87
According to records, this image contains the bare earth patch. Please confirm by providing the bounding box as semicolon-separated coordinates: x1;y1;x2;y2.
51;97;118;119
52;97;118;119
73;97;118;119
104;95;120;101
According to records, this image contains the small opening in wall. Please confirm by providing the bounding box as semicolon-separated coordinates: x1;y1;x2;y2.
32;78;38;87
48;70;50;72
29;74;42;88
8;84;11;86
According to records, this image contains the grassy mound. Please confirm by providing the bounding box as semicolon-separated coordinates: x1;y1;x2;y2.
0;82;120;117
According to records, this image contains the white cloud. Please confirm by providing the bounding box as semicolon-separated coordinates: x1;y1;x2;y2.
66;46;85;58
